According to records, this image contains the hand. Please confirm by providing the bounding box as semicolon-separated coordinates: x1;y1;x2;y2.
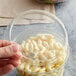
0;40;22;76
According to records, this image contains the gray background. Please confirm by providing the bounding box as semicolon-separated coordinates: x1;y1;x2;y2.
0;0;76;76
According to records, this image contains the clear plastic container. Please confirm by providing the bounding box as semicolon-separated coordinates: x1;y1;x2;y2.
4;10;69;76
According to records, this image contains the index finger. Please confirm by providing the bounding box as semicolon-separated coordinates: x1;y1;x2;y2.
0;40;11;47
0;44;20;58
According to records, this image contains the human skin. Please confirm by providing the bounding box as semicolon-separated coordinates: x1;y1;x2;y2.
0;40;22;76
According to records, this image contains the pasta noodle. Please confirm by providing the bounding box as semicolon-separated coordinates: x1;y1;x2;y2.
18;34;66;76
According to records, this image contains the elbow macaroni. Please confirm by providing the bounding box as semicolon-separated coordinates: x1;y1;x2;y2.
18;34;66;74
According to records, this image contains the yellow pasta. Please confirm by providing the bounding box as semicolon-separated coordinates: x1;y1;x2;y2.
18;34;66;74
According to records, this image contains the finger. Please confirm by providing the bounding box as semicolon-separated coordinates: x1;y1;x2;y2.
10;52;22;60
10;42;22;52
0;59;21;67
0;64;14;75
0;40;11;47
9;60;21;67
0;52;22;60
0;60;8;67
0;44;20;58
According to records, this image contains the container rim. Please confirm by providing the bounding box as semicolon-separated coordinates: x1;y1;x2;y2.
9;10;68;48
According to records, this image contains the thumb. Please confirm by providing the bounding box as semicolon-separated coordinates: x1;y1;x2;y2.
0;44;20;58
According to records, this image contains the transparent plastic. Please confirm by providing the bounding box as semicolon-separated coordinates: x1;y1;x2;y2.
4;10;69;76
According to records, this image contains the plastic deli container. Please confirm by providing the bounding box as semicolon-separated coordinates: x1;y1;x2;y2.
4;10;69;76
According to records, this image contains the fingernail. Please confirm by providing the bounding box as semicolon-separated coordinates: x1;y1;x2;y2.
12;44;19;52
19;52;23;58
17;52;23;58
